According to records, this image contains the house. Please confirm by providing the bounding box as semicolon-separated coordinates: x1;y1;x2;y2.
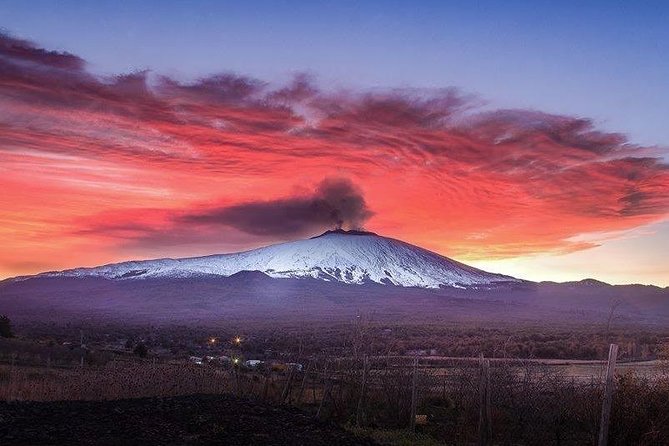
244;359;264;368
189;356;204;365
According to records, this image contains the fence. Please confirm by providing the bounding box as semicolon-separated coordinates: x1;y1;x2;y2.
2;344;669;445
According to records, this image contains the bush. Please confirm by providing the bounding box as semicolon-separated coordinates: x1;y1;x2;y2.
133;343;148;358
0;315;13;338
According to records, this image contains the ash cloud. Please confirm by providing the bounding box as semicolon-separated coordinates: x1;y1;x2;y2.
179;178;373;237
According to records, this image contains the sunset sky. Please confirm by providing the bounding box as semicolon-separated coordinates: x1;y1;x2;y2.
1;1;668;285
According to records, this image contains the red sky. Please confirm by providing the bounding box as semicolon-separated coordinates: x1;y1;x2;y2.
1;33;668;284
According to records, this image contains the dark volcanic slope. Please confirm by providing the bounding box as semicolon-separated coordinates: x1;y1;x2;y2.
0;394;377;446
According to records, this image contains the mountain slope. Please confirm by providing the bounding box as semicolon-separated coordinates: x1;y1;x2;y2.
30;230;519;289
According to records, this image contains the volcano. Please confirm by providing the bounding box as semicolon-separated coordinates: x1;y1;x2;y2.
27;229;520;289
3;230;668;324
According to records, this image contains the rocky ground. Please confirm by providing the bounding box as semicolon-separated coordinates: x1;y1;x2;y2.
0;394;378;445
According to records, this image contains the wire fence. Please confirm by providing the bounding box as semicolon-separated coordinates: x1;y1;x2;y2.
2;346;669;444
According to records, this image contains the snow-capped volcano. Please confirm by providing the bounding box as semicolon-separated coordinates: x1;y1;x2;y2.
37;229;519;288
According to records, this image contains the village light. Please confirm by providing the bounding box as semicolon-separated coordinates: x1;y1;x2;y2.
234;336;242;345
208;337;217;344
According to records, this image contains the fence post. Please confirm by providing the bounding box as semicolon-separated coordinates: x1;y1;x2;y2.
262;370;271;401
316;360;331;418
410;356;418;431
312;361;320;404
356;355;369;426
234;365;241;397
297;360;311;404
281;364;296;403
478;353;492;446
598;343;619;446
80;329;85;367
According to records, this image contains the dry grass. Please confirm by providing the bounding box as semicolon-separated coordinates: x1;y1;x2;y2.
0;362;233;401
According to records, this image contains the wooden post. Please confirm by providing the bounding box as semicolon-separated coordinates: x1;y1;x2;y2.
234;366;241;397
79;329;84;367
297;361;311;404
356;355;369;426
262;370;271;401
478;353;492;446
281;363;296;403
316;360;331;418
410;356;418;431
312;361;319;404
598;344;619;446
485;359;492;442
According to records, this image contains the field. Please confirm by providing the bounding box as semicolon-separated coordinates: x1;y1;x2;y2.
1;318;669;445
1;394;377;446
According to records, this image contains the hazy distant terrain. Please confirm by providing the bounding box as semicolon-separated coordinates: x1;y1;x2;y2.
2;272;667;325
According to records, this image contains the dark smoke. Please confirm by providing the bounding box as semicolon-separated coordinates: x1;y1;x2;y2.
179;178;373;237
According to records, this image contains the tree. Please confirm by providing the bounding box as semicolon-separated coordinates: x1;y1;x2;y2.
0;315;14;338
605;297;623;340
133;342;148;358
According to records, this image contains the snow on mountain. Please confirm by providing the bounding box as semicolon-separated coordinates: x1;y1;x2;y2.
37;230;520;288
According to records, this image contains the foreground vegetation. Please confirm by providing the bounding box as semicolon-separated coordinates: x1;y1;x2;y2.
1;318;669;445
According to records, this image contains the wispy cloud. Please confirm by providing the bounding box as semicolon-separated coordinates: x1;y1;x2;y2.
1;32;668;276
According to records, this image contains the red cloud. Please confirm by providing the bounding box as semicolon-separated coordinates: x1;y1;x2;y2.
1;32;668;277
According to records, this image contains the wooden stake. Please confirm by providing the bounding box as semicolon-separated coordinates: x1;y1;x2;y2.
262;370;271;401
478;353;492;446
234;366;240;397
485;359;492;442
297;360;311;404
80;329;84;367
316;379;332;419
312;361;319;404
281;363;296;403
316;360;331;419
598;344;619;446
410;356;418;431
356;355;369;426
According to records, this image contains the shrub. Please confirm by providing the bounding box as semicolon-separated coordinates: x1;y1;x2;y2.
0;315;13;338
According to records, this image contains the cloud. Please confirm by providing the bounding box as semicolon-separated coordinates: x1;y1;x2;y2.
0;31;668;277
179;178;372;236
0;32;84;70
